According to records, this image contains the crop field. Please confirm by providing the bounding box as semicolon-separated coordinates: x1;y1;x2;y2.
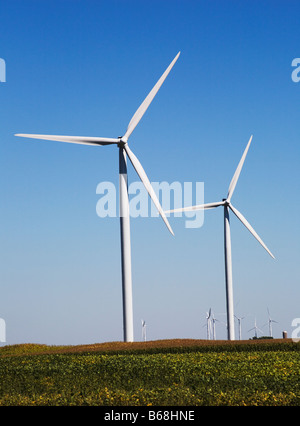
0;339;299;406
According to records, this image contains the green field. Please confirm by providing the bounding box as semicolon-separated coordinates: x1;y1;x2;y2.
0;339;299;406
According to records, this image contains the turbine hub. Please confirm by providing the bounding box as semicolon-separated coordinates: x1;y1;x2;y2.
118;136;127;147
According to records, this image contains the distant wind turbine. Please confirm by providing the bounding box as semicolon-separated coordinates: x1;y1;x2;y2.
141;319;147;342
248;317;263;339
211;311;218;340
234;314;245;340
15;52;180;343
166;136;275;340
265;308;278;337
204;308;212;340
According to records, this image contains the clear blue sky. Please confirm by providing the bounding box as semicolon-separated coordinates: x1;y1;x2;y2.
1;0;299;344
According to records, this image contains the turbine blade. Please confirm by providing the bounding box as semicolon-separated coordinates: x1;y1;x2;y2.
123;52;180;141
124;144;174;236
227;135;253;201
229;204;275;259
15;133;120;146
165;201;224;214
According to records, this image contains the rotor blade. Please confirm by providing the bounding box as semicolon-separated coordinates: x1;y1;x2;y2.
165;201;224;214
124;144;174;236
227;135;253;201
229;204;275;259
123;52;180;142
15;133;120;146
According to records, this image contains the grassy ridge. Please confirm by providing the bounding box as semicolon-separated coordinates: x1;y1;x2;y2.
1;338;298;357
0;339;299;406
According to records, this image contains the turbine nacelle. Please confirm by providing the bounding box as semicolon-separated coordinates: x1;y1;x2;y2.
118;136;128;147
118;136;128;145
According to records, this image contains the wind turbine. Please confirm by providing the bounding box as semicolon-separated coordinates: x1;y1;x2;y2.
204;308;212;340
141;319;147;342
266;308;278;337
234;314;245;340
212;311;227;340
15;52;180;343
166;136;275;340
211;311;218;340
248;317;263;339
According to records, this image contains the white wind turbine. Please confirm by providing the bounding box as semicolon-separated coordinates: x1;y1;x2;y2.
234;314;245;340
166;136;275;340
204;308;212;340
211;311;227;340
211;311;218;340
248;317;263;339
15;52;180;343
141;319;147;342
266;308;278;337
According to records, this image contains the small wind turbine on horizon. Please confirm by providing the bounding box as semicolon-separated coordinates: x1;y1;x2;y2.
234;314;245;340
248;317;263;339
211;311;218;340
166;136;275;340
203;309;225;340
265;308;278;337
204;308;212;340
15;52;181;343
141;319;147;342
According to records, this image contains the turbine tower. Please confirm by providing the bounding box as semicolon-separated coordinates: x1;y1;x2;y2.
166;136;275;340
15;52;180;343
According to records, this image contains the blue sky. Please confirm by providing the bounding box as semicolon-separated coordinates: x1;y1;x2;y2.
0;0;299;344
